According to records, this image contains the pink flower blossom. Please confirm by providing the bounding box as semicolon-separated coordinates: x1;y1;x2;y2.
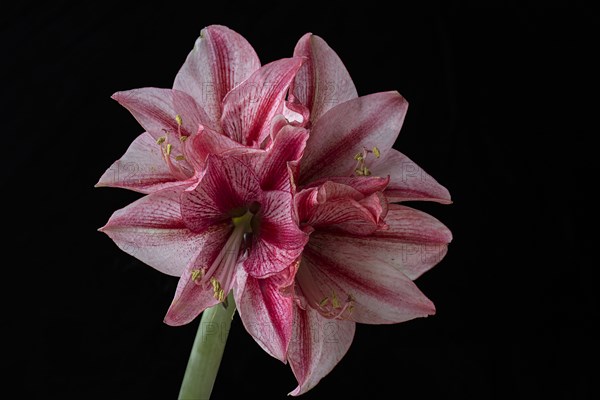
97;25;310;359
281;33;452;395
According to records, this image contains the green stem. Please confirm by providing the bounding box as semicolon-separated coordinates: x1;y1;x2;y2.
178;292;236;400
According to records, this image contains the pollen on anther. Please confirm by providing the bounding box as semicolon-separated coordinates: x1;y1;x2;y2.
156;136;166;145
319;297;329;307
191;269;203;282
175;114;183;126
180;135;188;142
373;146;381;158
354;153;364;161
175;155;185;161
166;143;172;156
331;292;341;309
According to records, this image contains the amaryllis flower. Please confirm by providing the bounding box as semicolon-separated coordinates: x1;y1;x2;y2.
270;34;452;395
100;124;309;332
96;24;303;194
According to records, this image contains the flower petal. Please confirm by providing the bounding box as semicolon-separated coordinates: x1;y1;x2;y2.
244;191;308;278
180;155;261;233
99;188;199;277
288;306;355;396
363;203;453;279
183;126;257;174
259;125;309;191
296;236;436;324
234;265;296;362
303;175;390;197
299;92;408;184
173;25;261;126
112;88;214;146
291;33;358;124
96;132;186;193
297;184;384;236
221;58;304;146
370;149;452;203
164;223;234;326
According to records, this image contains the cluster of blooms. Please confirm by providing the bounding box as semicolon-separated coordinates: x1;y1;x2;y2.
97;25;452;395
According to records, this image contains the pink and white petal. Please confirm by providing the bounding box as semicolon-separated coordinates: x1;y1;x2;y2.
315;181;364;202
259;125;309;191
299;92;408;184
99;188;199;277
183;126;246;173
298;238;436;324
221;58;304;146
181;155;261;233
164;223;234;326
291;33;358;124
245;191;308;278
173;25;261;125
95;132;185;193
283;100;310;127
303;175;390;197
303;197;380;236
288;306;355;396
112;88;214;146
370;149;451;203
234;267;295;362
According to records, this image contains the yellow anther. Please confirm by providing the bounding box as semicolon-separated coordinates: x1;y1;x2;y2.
331;292;341;309
373;146;380;158
210;277;225;301
355;168;365;176
175;114;183;126
363;167;372;176
354;153;364;161
191;269;203;282
166;143;172;156
175;155;185;161
156;136;166;145
180;135;188;142
319;297;329;307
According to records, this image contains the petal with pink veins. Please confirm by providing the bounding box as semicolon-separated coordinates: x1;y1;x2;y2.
258;125;309;191
180;155;262;233
370;149;452;203
221;58;304;146
112;88;214;146
244;191;308;278
299;193;382;236
173;25;261;126
234;264;296;362
99;188;202;277
299;92;408;184
296;236;437;325
164;223;234;326
96;132;190;193
183;126;258;174
303;175;390;197
288;306;355;396
291;33;358;124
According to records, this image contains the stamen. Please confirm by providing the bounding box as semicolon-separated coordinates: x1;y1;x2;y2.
156;136;166;145
175;155;185;161
191;269;204;283
175;114;183;126
166;143;172;156
352;146;378;176
331;291;341;309
319;297;329;307
179;135;188;142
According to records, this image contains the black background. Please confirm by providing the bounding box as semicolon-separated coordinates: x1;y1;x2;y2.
5;3;596;399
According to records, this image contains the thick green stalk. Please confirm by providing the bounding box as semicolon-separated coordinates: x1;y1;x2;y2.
178;292;235;400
